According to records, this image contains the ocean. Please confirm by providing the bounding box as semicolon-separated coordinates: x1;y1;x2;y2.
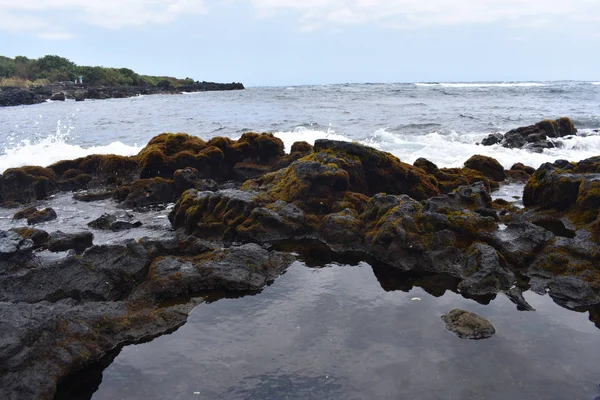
1;81;600;174
3;82;600;400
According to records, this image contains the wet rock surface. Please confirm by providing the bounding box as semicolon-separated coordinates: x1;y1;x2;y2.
481;117;577;152
441;309;496;339
0;126;599;399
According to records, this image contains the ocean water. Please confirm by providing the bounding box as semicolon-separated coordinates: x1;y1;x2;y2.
3;82;600;400
1;81;600;173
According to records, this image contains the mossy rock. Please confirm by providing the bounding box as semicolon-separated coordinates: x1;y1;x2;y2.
168;189;258;241
432;167;495;194
530;245;600;287
231;132;285;164
464;155;506;182
250;153;351;214
312;140;440;200
523;168;582;211
413;158;439;174
291;141;313;154
510;163;535;175
507;169;531;182
0;166;57;203
26;208;58;225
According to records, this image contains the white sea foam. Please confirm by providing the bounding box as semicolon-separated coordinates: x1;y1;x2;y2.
362;128;600;169
591;82;600;85
0;136;141;173
273;126;351;153
415;82;546;88
2;125;598;175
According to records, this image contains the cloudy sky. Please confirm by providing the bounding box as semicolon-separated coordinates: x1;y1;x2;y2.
1;0;599;86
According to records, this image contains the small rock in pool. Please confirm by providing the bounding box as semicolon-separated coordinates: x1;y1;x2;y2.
441;309;496;340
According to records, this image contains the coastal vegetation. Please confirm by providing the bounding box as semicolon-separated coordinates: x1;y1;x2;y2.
0;54;197;88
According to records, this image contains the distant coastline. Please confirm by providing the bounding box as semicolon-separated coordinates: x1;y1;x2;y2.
0;54;244;107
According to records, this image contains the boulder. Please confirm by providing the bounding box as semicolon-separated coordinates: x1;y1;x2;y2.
481;118;577;150
481;133;503;146
464;155;506;182
441;309;496;339
46;231;94;253
50;92;66;101
0;230;33;261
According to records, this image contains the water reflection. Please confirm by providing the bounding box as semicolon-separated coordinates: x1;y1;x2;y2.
76;256;600;400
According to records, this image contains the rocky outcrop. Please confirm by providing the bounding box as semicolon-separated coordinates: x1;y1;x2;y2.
1;124;600;399
0;87;49;106
0;229;294;399
0;81;245;107
481;117;577;152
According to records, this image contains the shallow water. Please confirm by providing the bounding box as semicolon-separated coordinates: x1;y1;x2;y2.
89;261;600;400
0;193;173;245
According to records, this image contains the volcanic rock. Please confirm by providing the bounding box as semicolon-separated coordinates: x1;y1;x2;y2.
441;309;496;339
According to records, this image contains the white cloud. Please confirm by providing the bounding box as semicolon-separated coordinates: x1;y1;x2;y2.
247;0;600;30
0;0;598;38
0;0;208;37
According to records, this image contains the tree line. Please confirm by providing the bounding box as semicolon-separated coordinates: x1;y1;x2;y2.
0;55;196;88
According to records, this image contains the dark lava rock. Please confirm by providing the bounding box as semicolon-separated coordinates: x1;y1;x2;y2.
0;300;197;400
88;213;117;229
0;240;148;304
115;178;177;209
481;117;577;150
0;87;47;107
0;230;33;261
88;213;142;231
441;309;496;339
488;221;554;267
50;92;66;101
74;91;86;101
481;133;503;146
173;167;218;193
46;231;94;253
138;243;295;299
9;227;50;248
458;243;515;297
110;221;143;231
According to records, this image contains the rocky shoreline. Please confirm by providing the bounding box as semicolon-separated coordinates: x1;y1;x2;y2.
0;117;599;399
0;80;245;107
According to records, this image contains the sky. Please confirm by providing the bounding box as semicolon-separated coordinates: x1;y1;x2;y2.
1;0;599;86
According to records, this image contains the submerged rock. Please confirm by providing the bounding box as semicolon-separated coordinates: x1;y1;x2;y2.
441;309;496;339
